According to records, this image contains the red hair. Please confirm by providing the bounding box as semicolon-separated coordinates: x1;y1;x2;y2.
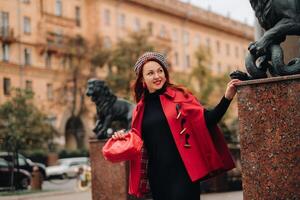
132;61;190;103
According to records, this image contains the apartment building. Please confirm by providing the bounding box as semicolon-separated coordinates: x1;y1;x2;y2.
0;0;254;149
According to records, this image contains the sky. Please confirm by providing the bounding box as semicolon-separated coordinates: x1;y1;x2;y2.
181;0;255;26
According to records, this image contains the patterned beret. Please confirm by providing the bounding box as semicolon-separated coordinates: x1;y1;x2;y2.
134;52;168;74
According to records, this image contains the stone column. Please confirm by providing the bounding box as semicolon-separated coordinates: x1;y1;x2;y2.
236;75;300;199
89;138;129;200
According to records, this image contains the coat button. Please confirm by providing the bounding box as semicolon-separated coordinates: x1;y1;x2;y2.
180;118;186;134
184;134;191;148
176;104;181;119
180;128;186;135
176;112;181;119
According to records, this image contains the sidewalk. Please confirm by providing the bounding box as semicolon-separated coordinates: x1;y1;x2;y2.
201;191;243;200
0;190;77;200
0;190;243;200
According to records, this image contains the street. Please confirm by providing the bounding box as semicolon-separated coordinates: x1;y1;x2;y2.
43;179;78;192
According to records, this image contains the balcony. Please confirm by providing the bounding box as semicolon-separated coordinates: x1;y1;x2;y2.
0;27;16;43
150;34;172;54
38;31;69;55
43;12;76;28
38;32;85;58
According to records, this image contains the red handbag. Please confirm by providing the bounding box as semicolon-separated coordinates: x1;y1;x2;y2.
102;128;143;163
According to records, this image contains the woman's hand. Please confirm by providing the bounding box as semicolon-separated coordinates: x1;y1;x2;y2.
111;129;126;140
224;79;241;100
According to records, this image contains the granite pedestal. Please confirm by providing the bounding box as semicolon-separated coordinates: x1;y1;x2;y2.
89;138;129;200
236;75;300;199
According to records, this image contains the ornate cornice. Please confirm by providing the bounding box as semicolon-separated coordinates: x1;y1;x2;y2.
127;0;254;40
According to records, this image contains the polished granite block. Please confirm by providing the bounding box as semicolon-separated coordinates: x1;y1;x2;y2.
236;74;300;200
89;138;129;200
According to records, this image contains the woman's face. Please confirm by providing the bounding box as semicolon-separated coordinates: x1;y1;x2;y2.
142;61;166;93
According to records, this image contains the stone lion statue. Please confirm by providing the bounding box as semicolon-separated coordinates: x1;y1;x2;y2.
86;79;134;139
231;0;300;80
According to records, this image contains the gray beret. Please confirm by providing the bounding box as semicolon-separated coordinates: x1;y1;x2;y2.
134;52;168;74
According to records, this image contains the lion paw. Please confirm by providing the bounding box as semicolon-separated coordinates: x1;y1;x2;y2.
249;41;268;57
96;132;107;140
229;70;251;81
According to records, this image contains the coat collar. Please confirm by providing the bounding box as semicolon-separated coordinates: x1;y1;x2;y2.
164;86;176;99
138;86;175;103
135;86;175;110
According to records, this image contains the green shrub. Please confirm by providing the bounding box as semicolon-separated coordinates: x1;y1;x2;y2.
23;149;48;165
58;149;89;158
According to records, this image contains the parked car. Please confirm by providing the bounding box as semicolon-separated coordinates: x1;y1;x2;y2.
0;152;46;180
46;157;89;179
0;158;31;190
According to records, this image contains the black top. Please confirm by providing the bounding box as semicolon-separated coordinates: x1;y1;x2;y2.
141;86;231;200
204;96;231;127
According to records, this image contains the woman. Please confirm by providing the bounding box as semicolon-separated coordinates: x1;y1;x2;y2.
112;52;240;200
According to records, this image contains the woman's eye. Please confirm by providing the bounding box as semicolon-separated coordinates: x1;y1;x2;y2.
147;72;153;75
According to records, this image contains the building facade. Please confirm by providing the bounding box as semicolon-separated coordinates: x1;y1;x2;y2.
0;0;254;149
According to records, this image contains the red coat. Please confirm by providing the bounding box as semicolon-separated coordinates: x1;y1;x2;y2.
128;86;235;197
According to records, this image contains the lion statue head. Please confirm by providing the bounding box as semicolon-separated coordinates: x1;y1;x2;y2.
86;79;117;106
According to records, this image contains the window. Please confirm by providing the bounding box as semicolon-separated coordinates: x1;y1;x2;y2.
3;77;11;96
23;16;31;34
18;157;26;166
147;22;153;35
0;12;9;37
235;46;239;58
67;57;72;69
162;49;168;57
47;83;53;100
227;65;232;72
174;52;179;65
185;54;190;68
217;62;222;73
55;29;63;44
45;52;52;68
103;36;112;49
63;86;68;100
172;29;178;42
75;6;81;27
226;43;230;56
24;48;31;65
2;44;9;61
118;13;126;28
194;35;200;47
55;0;62;16
183;31;189;46
159;25;166;38
60;57;66;69
25;80;32;91
133;17;141;32
206;38;211;48
216;40;221;54
0;159;8;167
103;9;110;26
243;48;247;57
